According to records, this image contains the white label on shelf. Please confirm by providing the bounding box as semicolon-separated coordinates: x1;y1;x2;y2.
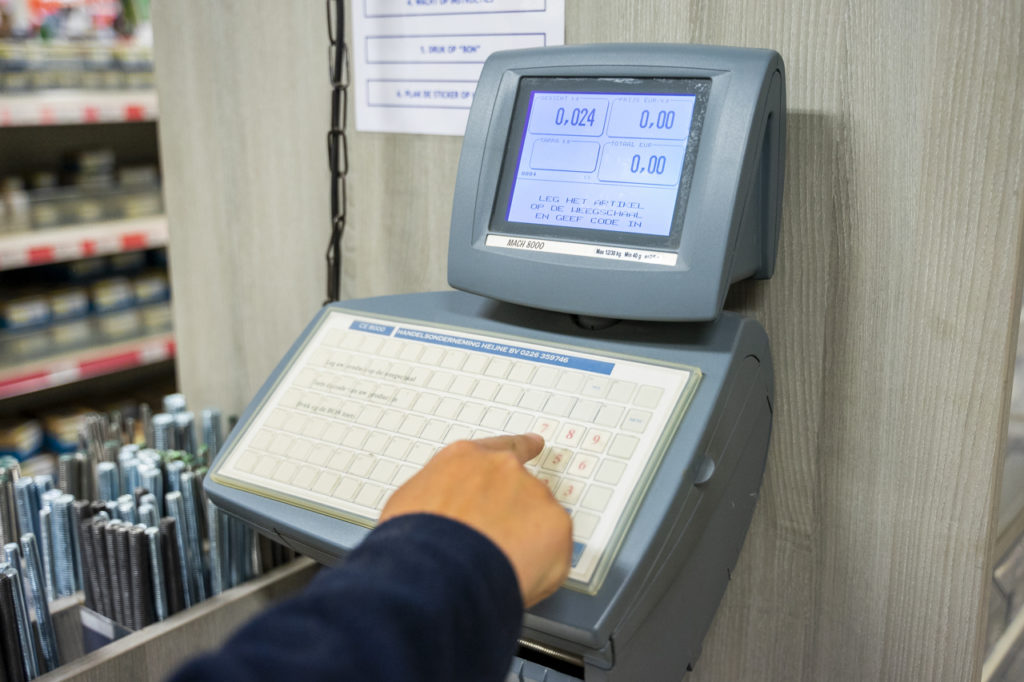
139;341;171;363
47;363;81;387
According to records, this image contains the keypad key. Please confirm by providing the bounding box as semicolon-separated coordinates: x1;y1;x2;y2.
312;472;339;495
427;371;454;391
265;409;288;429
606;380;636;403
393;466;418;487
343;427;368;449
398;344;422;362
581;485;613;512
458;403;486;425
608;434;639;459
251;429;272;451
348;454;374;478
307;445;332;467
363;432;389;454
540;447;571;473
508;362;535;383
269;433;293;455
580;376;610;399
445;424;475;443
595;459;626;485
413;394;441;414
532;366;559;388
398;415;426;437
545;395;575;417
518;389;549;411
333;477;359;501
472;379;500;401
581;429;611;453
635;385;665;409
462;354;488;374
482;407;510;430
531;418;559;439
485;358;512;378
505;412;534;434
380;339;403;358
621;409;652;433
369;460;398;484
536;473;559;494
556;372;584;393
327;451;353;472
407;443;435;465
495;385;524;406
555;424;585;448
378;410;404;431
568;453;599;479
235;452;258;473
441;350;467;369
569;400;600;423
435;397;462;419
420;346;444;366
593;399;622;425
357;406;383;427
273;461;297;484
293;466;318;489
384;438;411;460
253;456;279;478
421;420;449;442
555;479;584;505
283;414;307;434
573;511;600;540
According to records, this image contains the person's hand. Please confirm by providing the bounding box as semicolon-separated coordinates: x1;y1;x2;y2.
379;434;572;607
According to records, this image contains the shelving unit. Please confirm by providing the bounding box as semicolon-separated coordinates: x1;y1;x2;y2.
0;330;175;400
1;80;172;415
0;214;168;270
0;90;158;127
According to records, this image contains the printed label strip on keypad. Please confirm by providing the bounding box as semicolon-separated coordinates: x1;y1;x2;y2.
211;310;700;593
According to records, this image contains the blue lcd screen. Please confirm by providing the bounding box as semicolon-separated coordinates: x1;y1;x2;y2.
505;91;697;238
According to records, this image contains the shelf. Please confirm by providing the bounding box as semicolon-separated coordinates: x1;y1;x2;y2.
0;215;168;270
0;90;157;127
0;331;175;400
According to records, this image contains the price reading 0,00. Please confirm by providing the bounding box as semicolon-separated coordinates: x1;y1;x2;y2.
630;154;668;176
555;107;598;128
639;109;676;130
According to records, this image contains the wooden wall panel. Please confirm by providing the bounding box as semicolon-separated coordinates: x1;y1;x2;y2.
154;1;1024;680
152;1;328;415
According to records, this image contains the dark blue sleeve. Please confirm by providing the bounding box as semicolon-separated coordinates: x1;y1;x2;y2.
169;514;524;682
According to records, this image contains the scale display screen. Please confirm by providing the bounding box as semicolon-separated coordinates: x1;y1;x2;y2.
490;77;709;250
507;90;695;237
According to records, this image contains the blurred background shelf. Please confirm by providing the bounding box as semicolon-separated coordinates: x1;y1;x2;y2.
0;329;175;401
0;89;157;126
0;214;167;269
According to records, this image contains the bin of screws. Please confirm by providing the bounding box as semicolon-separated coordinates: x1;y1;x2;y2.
0;394;296;677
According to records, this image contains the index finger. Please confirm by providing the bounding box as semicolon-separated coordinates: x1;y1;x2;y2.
472;433;545;465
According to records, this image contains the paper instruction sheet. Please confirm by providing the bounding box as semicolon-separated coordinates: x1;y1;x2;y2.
353;0;565;136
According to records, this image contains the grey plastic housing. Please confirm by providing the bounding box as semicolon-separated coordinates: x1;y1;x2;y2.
205;290;773;681
447;43;786;322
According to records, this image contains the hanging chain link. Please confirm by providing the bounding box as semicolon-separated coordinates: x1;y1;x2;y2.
326;0;350;303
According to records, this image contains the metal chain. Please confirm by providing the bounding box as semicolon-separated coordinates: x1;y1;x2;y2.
326;0;350;303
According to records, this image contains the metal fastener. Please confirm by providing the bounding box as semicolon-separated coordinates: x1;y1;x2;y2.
97;461;120;503
145;526;168;622
21;532;59;672
164;493;193;608
179;472;206;602
51;494;77;597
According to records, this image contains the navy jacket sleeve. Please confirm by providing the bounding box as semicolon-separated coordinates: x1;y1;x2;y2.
169;514;524;682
